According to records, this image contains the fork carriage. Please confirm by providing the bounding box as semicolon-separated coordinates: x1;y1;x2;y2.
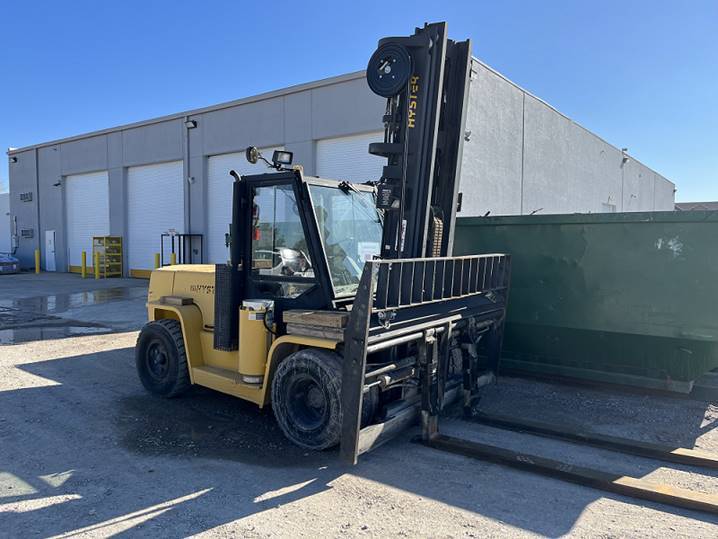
339;254;511;464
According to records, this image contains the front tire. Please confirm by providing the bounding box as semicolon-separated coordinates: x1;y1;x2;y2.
271;349;343;450
135;319;191;398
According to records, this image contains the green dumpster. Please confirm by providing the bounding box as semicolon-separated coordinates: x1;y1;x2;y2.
455;211;718;393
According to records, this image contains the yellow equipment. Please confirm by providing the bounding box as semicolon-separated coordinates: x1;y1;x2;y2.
135;22;510;464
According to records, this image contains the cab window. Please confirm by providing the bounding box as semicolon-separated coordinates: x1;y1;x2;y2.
250;184;315;298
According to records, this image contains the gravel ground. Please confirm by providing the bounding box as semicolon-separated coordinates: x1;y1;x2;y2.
1;273;717;537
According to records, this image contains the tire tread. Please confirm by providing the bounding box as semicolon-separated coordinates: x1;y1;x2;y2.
271;348;343;450
135;318;191;398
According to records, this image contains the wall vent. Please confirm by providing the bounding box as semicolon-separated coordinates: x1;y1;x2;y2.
19;192;33;202
20;228;34;239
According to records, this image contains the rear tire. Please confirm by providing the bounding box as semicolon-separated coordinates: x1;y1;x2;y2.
135;319;191;398
271;349;343;450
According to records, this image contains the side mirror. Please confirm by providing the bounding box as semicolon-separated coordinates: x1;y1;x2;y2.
246;146;260;164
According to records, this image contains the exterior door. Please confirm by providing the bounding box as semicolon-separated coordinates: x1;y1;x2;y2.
65;171;110;271
127;161;184;276
207;147;283;264
45;230;56;272
315;131;384;183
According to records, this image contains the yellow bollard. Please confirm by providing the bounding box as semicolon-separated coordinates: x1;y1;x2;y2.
94;252;100;280
81;251;87;279
170;252;177;266
34;249;40;274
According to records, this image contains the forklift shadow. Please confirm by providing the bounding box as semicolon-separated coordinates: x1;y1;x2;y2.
2;347;717;537
0;347;342;537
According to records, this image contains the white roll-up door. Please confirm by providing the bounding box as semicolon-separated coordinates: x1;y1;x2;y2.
65;171;109;269
207;147;282;264
316;131;384;184
127;161;184;274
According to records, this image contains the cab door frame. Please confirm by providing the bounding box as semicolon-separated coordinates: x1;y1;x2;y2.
238;171;335;330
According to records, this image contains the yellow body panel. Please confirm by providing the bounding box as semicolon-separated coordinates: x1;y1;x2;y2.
191;366;264;403
199;330;237;371
146;266;341;407
131;269;153;279
238;307;270;377
171;266;216;326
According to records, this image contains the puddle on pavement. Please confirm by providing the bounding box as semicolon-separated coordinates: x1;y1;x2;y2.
0;286;146;345
0;326;114;345
0;287;147;315
117;388;335;468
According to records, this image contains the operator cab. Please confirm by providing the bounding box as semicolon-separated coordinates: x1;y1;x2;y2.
229;147;383;322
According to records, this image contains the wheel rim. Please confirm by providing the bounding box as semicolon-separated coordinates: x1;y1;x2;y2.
286;374;328;432
146;340;169;381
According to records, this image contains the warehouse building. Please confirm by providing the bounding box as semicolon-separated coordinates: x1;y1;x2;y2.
0;192;9;253
7;59;676;274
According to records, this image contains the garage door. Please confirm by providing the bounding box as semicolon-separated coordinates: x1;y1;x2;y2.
316;131;384;184
65;171;109;270
127;161;184;275
207;147;282;264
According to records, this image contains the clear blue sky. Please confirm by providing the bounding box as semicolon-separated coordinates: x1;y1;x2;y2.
1;0;716;201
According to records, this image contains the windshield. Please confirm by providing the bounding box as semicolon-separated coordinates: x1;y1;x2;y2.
309;185;383;297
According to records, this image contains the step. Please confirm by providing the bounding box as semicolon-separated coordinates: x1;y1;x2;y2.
193;365;243;384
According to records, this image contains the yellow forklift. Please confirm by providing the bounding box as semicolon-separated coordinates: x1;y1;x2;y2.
135;22;510;464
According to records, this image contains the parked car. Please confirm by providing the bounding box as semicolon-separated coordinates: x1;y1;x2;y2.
0;253;20;274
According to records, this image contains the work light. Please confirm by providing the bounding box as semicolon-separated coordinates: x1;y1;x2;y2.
272;150;293;167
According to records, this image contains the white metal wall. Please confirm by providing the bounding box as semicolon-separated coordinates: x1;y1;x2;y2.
0;193;10;253
316;132;384;184
127;161;184;272
207;147;282;264
65;171;110;267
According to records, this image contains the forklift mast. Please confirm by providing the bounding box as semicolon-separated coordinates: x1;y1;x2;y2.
339;22;510;465
367;22;472;259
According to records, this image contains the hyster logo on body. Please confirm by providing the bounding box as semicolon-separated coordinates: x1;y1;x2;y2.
408;75;419;128
190;284;214;294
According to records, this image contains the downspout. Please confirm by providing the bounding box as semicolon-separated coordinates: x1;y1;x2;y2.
184;116;192;245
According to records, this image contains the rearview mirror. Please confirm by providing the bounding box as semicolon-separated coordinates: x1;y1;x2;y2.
246;146;260;164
